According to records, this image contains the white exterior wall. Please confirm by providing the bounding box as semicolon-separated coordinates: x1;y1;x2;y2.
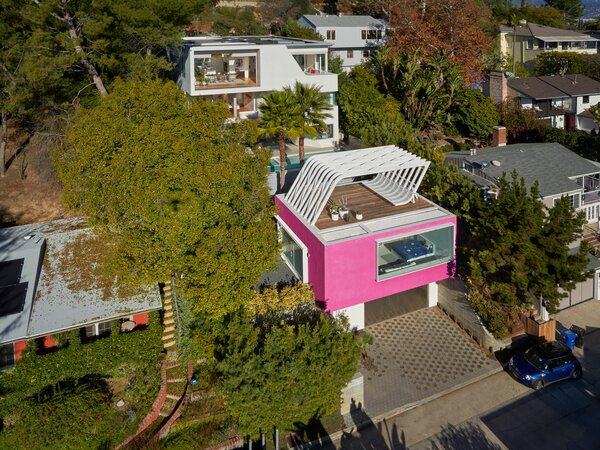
336;303;365;330
575;94;600;114
298;16;386;72
178;41;339;147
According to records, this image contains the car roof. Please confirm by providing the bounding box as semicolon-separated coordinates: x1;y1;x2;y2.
535;340;572;358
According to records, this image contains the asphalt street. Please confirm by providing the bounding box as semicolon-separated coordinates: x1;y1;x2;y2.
480;329;600;450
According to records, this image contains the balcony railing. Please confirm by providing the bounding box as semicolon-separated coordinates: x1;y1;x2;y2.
532;103;566;118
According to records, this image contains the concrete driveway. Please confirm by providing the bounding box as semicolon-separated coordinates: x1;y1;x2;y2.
359;307;501;420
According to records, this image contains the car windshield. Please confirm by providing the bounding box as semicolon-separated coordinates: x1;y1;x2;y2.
524;347;546;370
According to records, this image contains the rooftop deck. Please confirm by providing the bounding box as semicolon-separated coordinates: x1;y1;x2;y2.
315;183;432;230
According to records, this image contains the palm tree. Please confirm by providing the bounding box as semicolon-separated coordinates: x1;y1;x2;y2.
259;90;301;189
288;82;333;167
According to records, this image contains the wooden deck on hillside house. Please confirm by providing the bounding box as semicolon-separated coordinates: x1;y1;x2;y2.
315;183;433;230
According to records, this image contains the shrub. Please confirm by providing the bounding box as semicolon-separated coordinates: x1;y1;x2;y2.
469;289;509;339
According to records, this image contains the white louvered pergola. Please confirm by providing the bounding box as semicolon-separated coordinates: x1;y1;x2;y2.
285;145;431;225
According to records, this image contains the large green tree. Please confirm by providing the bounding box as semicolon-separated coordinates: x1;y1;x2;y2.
6;0;206;102
469;172;590;313
215;293;361;438
368;49;463;131
55;79;278;318
258;89;302;189
451;88;500;141
544;0;584;26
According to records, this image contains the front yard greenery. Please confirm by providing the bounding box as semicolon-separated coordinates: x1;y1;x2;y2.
213;286;362;439
0;312;163;449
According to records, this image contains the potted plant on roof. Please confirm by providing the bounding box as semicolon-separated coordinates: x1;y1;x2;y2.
329;201;339;221
338;195;349;219
354;210;363;220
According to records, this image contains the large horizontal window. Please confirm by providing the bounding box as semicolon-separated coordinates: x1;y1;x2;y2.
377;225;454;280
280;225;305;281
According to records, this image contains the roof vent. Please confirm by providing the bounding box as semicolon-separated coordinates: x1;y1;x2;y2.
481;161;489;169
491;160;502;167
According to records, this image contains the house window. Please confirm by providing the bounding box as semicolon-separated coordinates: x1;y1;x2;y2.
553;194;580;209
279;225;305;281
526;39;534;50
0;343;15;371
347;50;354;58
326;30;336;40
377;225;454;281
583;96;590;104
83;321;113;341
585;41;597;49
361;29;379;40
318;124;334;139
362;50;372;58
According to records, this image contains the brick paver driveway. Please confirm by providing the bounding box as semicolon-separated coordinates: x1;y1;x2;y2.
360;307;501;418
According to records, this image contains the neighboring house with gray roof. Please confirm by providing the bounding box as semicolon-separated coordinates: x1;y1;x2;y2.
504;74;600;131
0;219;162;371
499;22;599;73
447;142;600;218
446;140;600;309
298;14;387;72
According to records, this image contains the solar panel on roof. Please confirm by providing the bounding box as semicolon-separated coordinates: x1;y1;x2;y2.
0;283;27;317
0;259;24;286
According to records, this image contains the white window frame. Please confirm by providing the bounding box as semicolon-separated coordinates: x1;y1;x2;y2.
347;49;354;58
583;95;590;104
326;29;336;40
277;218;308;282
84;321;112;339
375;223;455;282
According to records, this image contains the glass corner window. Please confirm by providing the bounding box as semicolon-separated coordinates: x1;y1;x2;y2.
280;225;305;281
377;225;454;280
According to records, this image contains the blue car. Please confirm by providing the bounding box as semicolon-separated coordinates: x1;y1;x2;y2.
509;340;582;390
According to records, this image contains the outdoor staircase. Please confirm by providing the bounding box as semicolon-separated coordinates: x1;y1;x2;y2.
162;283;177;350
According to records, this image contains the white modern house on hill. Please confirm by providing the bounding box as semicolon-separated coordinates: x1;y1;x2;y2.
176;35;339;149
298;14;387;72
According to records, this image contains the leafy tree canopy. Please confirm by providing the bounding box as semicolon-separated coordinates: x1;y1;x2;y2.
203;7;269;36
535;52;600;79
544;0;584;25
215;293;361;437
385;0;494;78
272;18;324;40
451;88;500;141
55;79;278;318
469;172;590;313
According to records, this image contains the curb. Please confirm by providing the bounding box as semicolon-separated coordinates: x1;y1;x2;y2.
293;364;504;449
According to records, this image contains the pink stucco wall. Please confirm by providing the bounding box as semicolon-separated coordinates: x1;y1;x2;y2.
275;197;457;312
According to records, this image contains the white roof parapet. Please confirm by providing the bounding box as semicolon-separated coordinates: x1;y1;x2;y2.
285;146;431;225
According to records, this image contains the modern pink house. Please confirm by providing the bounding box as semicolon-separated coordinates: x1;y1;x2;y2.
275;146;457;329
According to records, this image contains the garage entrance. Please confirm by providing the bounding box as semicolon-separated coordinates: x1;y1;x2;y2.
364;285;428;327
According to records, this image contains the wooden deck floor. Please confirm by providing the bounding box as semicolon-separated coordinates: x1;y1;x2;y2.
315;183;433;230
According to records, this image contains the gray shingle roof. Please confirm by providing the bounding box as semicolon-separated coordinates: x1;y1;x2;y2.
508;74;600;99
454;143;600;198
499;23;598;42
301;14;386;28
0;219;162;344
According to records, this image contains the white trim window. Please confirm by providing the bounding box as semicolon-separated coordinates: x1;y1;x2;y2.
277;220;308;282
83;321;113;340
326;30;336;40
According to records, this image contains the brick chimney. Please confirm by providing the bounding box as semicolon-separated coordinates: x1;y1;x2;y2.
488;71;507;105
492;126;507;147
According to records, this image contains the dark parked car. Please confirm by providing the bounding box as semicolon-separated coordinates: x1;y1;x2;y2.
509;340;582;390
